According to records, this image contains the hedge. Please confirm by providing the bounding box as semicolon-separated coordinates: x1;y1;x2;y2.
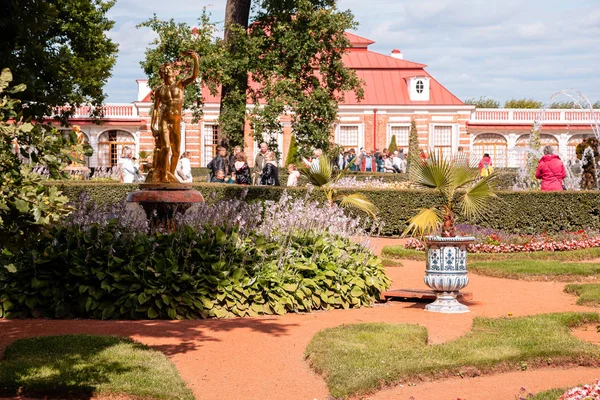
52;182;600;235
190;167;517;189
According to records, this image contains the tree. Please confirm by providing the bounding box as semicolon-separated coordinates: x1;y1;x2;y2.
220;0;252;147
0;69;82;248
408;119;419;179
224;0;364;154
526;125;541;189
593;101;600;109
548;101;575;109
299;155;377;218
504;98;543;109
0;0;118;122
284;133;300;166
387;135;398;154
464;96;500;108
403;153;496;238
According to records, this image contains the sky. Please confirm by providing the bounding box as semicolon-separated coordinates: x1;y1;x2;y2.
104;0;600;106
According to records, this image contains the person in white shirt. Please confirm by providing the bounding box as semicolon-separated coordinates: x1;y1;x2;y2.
176;151;193;183
392;151;402;173
383;154;395;173
311;148;322;169
287;164;301;186
118;146;136;183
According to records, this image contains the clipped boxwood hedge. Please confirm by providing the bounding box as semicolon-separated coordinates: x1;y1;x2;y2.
189;167;516;189
51;182;600;235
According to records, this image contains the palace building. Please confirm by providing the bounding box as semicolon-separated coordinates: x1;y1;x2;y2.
59;32;599;170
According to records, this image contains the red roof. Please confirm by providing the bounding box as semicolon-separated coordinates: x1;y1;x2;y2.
140;32;464;106
345;32;375;47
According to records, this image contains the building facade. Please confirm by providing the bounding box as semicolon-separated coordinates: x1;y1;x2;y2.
61;33;599;170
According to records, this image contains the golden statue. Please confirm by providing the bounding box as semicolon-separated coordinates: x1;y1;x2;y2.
146;50;199;183
70;125;87;163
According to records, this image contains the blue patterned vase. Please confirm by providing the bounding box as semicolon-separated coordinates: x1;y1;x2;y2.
424;236;476;313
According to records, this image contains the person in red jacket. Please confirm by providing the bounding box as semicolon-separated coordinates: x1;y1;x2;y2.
535;146;566;191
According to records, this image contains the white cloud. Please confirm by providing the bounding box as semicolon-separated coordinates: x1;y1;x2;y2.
103;0;600;104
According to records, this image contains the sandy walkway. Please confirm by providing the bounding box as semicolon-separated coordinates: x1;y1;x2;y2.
1;238;599;400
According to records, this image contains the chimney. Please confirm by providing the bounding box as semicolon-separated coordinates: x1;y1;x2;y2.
390;49;403;60
136;80;151;102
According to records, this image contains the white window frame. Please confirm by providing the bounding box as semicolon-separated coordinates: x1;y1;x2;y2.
335;124;364;152
386;123;411;151
201;122;219;167
429;123;458;158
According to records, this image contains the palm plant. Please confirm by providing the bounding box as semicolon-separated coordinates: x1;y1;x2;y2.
299;156;377;218
403;152;496;238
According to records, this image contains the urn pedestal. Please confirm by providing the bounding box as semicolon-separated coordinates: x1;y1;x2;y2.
424;236;476;313
127;183;204;234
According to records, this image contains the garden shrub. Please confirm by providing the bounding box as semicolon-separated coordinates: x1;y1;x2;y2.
51;183;600;235
0;195;390;320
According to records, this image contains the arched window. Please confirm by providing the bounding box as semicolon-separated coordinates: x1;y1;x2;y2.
98;130;135;167
515;134;558;168
472;134;508;168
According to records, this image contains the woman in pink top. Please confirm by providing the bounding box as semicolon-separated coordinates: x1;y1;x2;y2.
287;164;300;187
535;146;566;191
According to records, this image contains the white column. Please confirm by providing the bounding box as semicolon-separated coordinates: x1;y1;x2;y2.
558;133;569;159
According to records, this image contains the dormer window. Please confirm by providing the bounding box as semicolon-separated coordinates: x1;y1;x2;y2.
416;80;424;94
408;76;430;101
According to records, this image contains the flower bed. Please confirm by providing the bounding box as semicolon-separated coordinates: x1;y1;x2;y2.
0;193;390;320
560;379;600;399
404;225;600;253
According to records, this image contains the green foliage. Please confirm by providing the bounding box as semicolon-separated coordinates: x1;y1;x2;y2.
0;225;389;320
594;101;600;109
299;156;377;218
138;1;363;151
137;12;223;124
0;0;118;122
0;335;194;399
526;126;541;189
247;0;364;154
464;96;500;108
284;133;300;166
504;98;544;108
51;182;600;236
0;69;82;247
407;119;419;179
564;284;600;306
382;246;600;263
305;313;600;398
470;260;600;280
387;134;398;154
548;101;576;109
404;152;496;237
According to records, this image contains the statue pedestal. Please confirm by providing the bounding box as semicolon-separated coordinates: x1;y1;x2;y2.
127;183;204;233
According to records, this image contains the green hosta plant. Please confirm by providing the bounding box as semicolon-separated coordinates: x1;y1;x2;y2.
0;223;389;319
404;152;497;238
299;156;377;218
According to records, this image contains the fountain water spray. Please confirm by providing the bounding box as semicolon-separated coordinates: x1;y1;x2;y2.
512;89;600;190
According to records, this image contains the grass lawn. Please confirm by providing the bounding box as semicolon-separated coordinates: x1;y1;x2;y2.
531;388;567;399
470;260;600;280
565;284;600;306
0;335;194;399
381;246;600;263
380;257;403;268
305;312;600;398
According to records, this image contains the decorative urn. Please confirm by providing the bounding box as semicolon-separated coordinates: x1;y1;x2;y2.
424;235;476;313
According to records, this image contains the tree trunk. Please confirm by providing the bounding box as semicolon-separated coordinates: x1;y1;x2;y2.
220;0;252;148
